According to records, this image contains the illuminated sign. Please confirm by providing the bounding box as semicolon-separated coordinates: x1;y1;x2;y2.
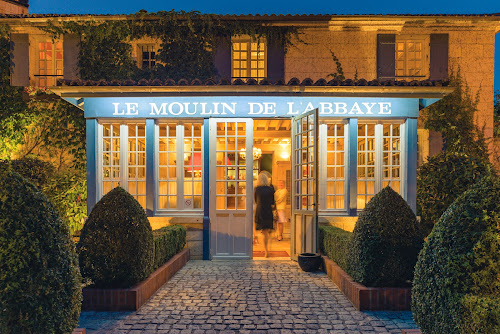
83;97;419;118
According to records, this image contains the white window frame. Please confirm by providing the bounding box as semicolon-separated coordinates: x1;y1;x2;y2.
318;119;349;213
155;120;204;214
97;121;147;206
356;120;406;212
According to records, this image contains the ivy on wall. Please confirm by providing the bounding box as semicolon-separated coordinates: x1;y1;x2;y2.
44;10;300;81
420;70;489;163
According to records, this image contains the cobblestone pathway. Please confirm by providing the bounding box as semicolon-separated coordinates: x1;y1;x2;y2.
78;260;418;334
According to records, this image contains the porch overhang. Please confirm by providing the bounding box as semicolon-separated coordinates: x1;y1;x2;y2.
50;85;454;112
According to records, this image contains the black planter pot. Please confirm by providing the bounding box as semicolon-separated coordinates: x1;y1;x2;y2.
298;253;322;272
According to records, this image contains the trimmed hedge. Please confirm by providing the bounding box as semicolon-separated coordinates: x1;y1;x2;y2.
10;156;56;189
350;187;424;287
77;187;154;288
412;175;500;334
319;225;352;272
417;151;489;235
0;164;81;334
153;225;187;270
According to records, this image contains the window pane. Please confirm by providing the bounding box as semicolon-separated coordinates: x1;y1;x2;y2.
325;123;345;209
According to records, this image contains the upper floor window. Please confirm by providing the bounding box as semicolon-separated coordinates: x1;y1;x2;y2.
395;36;429;79
378;34;447;81
37;41;63;87
139;44;157;69
231;38;266;81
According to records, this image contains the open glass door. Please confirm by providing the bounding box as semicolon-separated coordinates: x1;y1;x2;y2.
291;109;319;260
209;119;253;259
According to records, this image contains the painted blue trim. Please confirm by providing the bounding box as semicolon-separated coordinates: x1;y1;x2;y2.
63;97;79;107
145;119;155;217
348;118;358;216
419;98;440;108
84;97;419;119
406;118;418;213
203;118;210;260
86;119;98;215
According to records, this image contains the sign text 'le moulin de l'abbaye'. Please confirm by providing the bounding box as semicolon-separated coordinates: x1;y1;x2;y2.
84;97;419;118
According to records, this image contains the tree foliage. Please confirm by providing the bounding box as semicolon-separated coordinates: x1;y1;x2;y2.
0;164;82;334
412;175;500;333
420;70;489;162
416;151;490;235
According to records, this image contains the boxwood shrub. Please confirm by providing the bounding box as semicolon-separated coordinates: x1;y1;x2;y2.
412;175;500;334
319;225;352;272
0;164;81;334
350;187;424;287
153;225;187;270
417;151;489;235
77;187;154;288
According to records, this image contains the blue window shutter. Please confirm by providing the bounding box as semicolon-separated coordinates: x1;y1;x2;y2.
430;34;448;81
377;34;395;80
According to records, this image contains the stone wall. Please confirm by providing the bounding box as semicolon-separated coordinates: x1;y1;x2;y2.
285;21;497;160
0;0;28;15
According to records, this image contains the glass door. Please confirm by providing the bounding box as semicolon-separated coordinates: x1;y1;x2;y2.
291;109;319;260
209;119;253;259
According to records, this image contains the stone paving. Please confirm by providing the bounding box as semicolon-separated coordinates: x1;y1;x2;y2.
78;260;418;333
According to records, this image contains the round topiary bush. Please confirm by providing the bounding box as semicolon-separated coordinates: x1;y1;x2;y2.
412;175;500;334
417;151;489;236
10;156;56;189
77;187;154;288
349;186;423;287
0;164;81;333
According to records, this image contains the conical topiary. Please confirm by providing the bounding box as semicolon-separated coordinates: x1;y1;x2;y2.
77;187;154;288
0;163;81;334
349;186;423;287
412;175;500;333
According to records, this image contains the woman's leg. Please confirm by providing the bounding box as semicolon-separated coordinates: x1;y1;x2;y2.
277;222;284;240
262;229;270;257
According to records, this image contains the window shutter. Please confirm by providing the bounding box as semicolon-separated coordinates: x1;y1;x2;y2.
267;42;285;82
63;34;80;80
10;33;29;86
214;38;231;80
377;34;395;80
430;34;448;81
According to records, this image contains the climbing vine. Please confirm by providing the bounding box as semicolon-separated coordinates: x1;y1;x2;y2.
44;10;300;81
420;70;489;163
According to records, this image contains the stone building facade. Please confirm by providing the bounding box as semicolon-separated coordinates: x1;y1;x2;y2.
2;13;499;259
0;0;28;15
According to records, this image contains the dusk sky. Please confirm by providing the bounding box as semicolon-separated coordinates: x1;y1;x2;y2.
28;0;500;92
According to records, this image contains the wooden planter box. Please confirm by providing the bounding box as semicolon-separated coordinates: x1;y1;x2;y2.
322;254;412;311
82;248;190;311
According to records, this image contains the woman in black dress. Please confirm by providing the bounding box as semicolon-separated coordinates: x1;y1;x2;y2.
254;172;275;257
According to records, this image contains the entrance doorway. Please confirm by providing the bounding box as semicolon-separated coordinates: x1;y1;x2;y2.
252;119;292;258
209;119;254;259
